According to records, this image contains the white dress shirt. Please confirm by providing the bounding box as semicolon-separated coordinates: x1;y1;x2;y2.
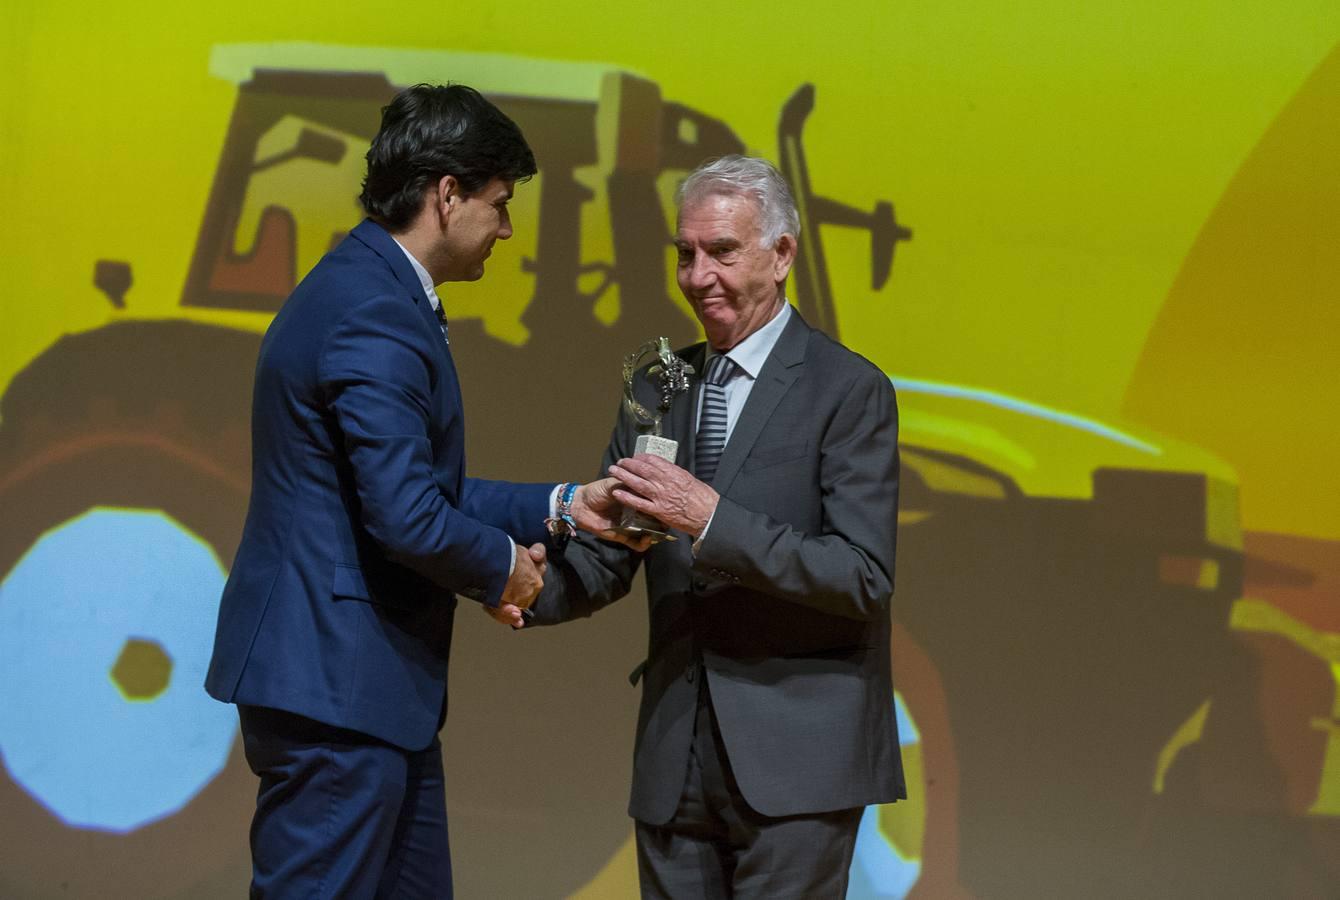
695;300;793;439
693;300;793;549
393;239;448;335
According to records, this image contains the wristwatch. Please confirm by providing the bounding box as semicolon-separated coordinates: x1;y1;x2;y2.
545;515;576;552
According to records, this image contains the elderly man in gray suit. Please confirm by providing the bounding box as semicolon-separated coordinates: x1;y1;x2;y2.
509;155;904;898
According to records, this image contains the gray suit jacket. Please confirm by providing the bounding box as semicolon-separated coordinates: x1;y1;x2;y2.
533;309;905;823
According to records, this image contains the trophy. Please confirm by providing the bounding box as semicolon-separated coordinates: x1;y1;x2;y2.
612;337;695;543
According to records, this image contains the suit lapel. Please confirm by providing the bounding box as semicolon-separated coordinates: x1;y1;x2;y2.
351;219;432;302
710;311;811;496
349;219;462;487
349;219;448;347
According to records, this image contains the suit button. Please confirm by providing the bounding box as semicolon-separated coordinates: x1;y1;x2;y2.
692;578;707;592
686;666;696;683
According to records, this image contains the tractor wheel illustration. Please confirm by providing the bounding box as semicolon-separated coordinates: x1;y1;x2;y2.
0;319;262;898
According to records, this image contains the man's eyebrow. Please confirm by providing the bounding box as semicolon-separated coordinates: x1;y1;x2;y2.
673;236;741;251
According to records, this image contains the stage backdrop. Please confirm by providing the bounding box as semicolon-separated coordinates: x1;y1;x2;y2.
2;3;1338;897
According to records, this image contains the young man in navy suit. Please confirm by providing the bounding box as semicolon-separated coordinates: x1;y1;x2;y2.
206;84;634;898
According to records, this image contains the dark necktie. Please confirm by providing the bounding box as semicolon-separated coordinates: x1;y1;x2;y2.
694;354;736;484
431;299;449;343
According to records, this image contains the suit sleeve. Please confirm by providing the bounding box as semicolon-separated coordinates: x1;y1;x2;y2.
693;367;899;622
318;292;513;605
460;477;554;547
528;410;644;625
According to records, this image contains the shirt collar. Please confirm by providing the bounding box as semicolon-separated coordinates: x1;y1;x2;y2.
708;300;792;380
391;237;441;312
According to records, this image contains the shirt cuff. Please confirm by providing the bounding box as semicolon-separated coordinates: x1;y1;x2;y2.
548;484;562;518
504;532;516;576
691;505;718;557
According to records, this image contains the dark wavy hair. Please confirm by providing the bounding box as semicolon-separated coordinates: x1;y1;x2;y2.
358;84;536;229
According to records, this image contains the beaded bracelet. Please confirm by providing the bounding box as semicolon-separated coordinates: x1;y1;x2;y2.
556;481;578;519
545;482;579;551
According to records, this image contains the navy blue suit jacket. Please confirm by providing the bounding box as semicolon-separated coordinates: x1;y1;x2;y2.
206;219;553;751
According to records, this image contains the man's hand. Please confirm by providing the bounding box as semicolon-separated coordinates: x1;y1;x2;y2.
571;477;653;551
608;454;719;538
484;601;527;628
497;542;546;611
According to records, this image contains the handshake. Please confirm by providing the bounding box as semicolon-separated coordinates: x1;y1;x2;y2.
485;541;550;628
483;455;721;628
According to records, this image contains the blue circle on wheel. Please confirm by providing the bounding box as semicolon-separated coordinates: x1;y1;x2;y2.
0;507;235;833
847;693;923;898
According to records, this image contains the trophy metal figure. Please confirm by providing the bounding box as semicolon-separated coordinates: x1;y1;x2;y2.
613;337;695;542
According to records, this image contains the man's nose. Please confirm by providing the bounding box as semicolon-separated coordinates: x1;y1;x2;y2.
497;209;513;240
685;254;716;288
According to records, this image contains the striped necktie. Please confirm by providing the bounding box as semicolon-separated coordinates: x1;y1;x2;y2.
694;354;736;484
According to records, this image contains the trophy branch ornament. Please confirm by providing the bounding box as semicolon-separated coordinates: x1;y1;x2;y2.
613;337;694;543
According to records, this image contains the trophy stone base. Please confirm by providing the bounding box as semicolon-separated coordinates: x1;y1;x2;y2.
613;434;679;543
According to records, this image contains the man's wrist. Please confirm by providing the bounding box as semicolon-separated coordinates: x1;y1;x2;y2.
545;482;578;551
691;499;720;556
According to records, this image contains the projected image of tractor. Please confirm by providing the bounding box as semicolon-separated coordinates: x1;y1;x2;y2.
0;45;1317;900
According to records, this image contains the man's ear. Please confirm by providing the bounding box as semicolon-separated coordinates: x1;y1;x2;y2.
435;175;461;222
773;233;798;282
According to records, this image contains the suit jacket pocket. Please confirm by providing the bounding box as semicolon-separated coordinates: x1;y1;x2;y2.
742;439;810;472
332;563;451;615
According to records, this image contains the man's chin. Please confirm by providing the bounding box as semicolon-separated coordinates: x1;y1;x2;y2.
698;312;737;346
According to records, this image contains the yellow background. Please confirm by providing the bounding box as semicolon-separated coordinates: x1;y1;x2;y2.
3;2;1339;897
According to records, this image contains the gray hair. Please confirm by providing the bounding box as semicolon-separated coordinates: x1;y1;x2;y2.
676;155;801;247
